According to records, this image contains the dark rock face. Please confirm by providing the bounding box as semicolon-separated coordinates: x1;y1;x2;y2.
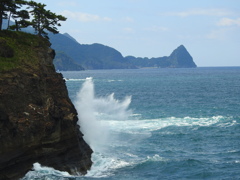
0;36;92;180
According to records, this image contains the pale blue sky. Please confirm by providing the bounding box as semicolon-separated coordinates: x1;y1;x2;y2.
37;0;240;67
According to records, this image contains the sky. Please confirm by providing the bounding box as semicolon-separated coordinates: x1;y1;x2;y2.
36;0;240;67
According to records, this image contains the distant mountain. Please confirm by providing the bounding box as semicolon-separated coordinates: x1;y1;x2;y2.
49;33;197;70
49;33;136;70
54;51;84;71
63;33;78;42
125;56;170;68
126;45;197;68
2;19;197;70
167;45;197;68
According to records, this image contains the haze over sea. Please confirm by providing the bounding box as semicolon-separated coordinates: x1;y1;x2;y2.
23;67;240;180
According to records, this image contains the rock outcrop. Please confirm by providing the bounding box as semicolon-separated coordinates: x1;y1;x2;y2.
0;31;93;180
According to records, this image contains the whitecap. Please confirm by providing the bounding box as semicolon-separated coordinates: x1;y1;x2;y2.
103;116;224;135
86;152;131;178
106;79;123;82
146;154;167;162
22;163;73;179
64;78;86;81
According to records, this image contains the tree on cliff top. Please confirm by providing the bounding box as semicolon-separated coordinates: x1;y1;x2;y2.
0;0;11;30
28;1;66;37
0;0;27;30
8;1;30;31
0;0;67;37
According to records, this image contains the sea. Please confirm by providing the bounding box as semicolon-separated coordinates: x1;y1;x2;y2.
22;67;240;180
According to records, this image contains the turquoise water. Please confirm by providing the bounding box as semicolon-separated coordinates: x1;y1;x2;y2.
23;67;240;180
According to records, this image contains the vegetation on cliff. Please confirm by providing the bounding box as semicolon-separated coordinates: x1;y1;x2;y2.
0;30;50;71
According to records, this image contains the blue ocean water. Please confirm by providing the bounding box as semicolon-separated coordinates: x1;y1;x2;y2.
22;67;240;180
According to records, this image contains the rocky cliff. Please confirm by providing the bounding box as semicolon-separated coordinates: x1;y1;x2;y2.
0;31;93;179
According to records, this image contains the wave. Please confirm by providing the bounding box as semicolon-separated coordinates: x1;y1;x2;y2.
64;78;124;83
73;77;132;151
72;78;239;178
86;152;131;178
146;154;167;162
86;154;166;178
103;116;232;135
64;78;86;81
21;157;132;179
21;163;74;180
107;79;123;82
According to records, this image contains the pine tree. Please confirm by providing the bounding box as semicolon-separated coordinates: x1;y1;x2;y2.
0;0;12;30
0;0;67;38
28;1;66;37
10;9;30;31
8;0;30;31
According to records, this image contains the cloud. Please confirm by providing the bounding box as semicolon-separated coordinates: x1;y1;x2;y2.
144;26;168;32
162;8;234;17
206;28;228;40
123;27;135;33
122;17;134;23
62;10;112;22
217;17;240;26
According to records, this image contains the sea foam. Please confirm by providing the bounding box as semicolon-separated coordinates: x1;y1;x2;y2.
21;163;73;180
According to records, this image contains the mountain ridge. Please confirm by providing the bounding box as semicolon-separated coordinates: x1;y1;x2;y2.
50;33;197;70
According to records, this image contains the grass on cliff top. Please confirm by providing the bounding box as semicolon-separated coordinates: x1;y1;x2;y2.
0;30;49;72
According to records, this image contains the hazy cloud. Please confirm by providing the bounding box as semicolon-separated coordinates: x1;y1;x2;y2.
123;27;135;33
122;17;134;23
217;17;240;26
162;8;234;17
144;26;168;32
62;10;112;22
206;29;228;40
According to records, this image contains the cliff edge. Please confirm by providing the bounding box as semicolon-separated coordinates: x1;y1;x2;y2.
0;31;93;180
